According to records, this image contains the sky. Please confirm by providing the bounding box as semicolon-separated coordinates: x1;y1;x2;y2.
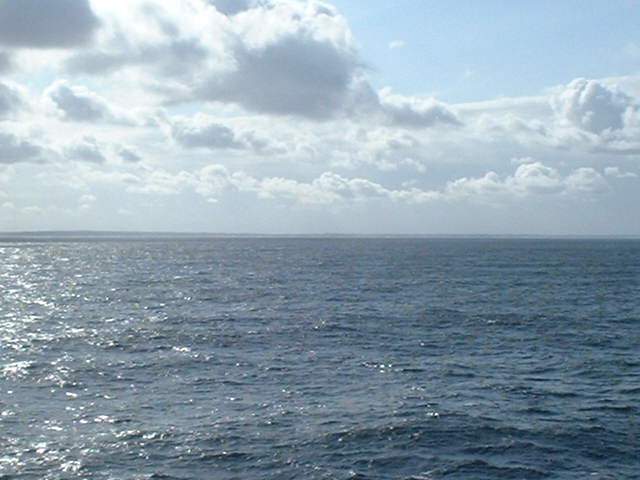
1;0;639;235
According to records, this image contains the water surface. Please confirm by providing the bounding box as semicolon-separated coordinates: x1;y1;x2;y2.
1;238;638;479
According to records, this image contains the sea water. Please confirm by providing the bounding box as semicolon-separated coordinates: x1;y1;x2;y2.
1;237;638;479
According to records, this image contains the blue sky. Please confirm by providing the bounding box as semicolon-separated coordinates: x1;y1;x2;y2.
334;0;640;101
0;0;639;234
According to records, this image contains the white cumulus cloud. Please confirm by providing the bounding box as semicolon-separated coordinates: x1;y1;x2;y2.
377;88;461;128
553;78;636;134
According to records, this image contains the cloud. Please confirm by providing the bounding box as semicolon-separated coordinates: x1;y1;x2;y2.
169;114;280;153
41;153;615;214
0;81;24;117
63;1;212;79
127;169;194;196
565;167;608;194
553;78;635;134
54;0;461;127
451;80;640;156
117;147;142;163
208;0;254;16
79;194;96;210
253;172;394;204
0;0;100;48
64;0;366;120
171;116;242;149
0;2;636;237
130;162;602;206
444;161;608;200
65;37;209;78
332;127;429;171
45;80;132;124
129;164;423;204
196;32;359;119
0;51;12;74
388;40;405;49
129;166;437;205
63;137;106;164
377;88;461;128
543;78;640;155
0;131;42;164
604;166;637;179
508;162;565;194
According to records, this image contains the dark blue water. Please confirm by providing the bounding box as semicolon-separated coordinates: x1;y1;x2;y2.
1;238;639;479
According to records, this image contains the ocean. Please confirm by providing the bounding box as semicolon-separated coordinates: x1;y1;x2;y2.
1;237;638;479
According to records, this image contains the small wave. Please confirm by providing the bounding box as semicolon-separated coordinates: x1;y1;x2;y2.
578;404;636;414
1;360;35;378
198;451;252;461
463;439;564;455
423;459;548;479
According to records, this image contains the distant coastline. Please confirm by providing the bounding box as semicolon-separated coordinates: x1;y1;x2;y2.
1;231;639;241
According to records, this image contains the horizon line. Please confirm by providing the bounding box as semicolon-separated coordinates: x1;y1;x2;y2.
1;230;639;240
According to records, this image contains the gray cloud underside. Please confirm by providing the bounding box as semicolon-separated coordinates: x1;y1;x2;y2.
189;35;459;125
172;121;241;149
377;93;462;128
0;51;12;74
0;81;23;116
47;81;110;122
45;80;140;125
63;137;105;164
170;116;278;154
118;148;142;163
65;38;208;77
0;131;41;164
195;36;359;119
208;0;255;16
0;0;100;48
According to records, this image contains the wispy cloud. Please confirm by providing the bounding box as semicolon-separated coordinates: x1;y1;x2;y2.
388;40;406;50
